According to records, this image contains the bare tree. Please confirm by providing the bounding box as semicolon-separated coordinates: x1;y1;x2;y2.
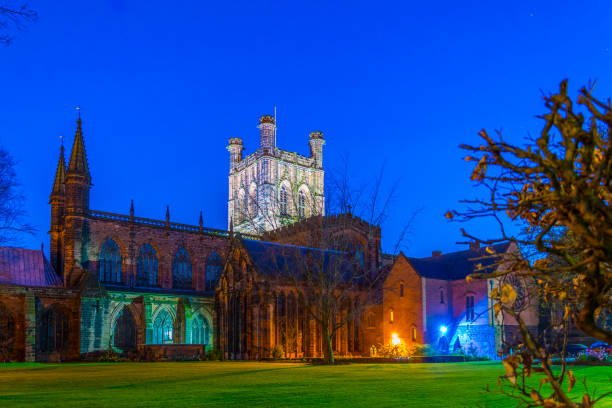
234;160;418;364
451;80;611;406
0;2;37;46
0;147;34;244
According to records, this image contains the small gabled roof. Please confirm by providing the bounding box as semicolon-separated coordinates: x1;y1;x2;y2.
0;247;62;287
407;242;511;281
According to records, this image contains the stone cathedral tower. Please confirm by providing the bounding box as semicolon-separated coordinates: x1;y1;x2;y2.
227;115;325;234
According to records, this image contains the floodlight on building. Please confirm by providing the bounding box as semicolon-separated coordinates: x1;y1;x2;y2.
391;333;401;346
440;326;448;335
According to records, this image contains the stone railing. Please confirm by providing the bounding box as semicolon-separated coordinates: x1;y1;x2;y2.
88;209;259;240
233;147;316;173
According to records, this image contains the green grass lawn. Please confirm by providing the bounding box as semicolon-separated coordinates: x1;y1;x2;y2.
0;361;610;407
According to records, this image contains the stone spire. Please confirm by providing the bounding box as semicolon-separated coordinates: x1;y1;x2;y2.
67;116;91;182
50;143;66;198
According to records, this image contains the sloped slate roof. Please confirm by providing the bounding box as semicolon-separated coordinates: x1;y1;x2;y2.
241;239;357;281
407;242;511;281
0;247;62;287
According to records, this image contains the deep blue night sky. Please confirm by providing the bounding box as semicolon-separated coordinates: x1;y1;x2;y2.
1;1;611;257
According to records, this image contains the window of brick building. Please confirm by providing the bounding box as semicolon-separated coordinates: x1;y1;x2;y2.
172;248;192;289
389;309;394;323
466;295;475;322
367;313;376;328
99;239;121;283
206;252;222;291
440;288;445;304
412;326;417;342
39;305;69;353
137;244;158;287
400;283;404;297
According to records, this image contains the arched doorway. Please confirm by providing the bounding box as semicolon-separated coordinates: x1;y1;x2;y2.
0;304;15;361
114;307;136;351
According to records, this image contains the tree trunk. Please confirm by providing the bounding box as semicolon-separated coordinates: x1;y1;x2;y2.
324;324;334;364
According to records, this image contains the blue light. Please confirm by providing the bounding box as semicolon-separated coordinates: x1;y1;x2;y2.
440;326;448;334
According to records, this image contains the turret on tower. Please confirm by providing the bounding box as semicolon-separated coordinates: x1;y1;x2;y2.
227;137;243;169
309;131;325;169
258;115;275;150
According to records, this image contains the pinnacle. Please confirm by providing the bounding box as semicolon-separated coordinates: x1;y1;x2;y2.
67;116;91;182
50;144;66;198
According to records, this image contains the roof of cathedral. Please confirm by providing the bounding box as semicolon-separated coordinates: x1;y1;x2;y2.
50;144;66;197
0;247;62;287
407;242;512;281
67;117;91;180
241;239;357;281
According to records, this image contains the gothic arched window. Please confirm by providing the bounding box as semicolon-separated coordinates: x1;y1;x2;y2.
172;248;192;289
153;309;173;344
99;239;121;283
279;185;288;216
205;252;222;291
137;244;158;287
191;315;209;345
298;190;306;219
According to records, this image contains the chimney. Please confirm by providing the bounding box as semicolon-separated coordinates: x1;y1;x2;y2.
258;115;275;150
432;251;442;257
469;242;480;250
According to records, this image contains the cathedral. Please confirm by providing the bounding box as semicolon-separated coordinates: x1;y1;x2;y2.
0;114;543;362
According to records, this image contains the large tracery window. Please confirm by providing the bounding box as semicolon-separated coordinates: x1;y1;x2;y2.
298;190;306;219
137;244;158;287
172;248;192;289
206;252;222;291
99;239;121;283
279;185;288;216
153;309;173;344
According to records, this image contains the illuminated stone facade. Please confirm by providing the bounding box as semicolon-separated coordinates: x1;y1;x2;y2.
227;115;325;234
